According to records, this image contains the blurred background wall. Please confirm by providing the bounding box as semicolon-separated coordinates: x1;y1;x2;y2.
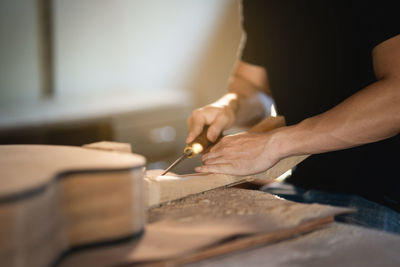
0;0;243;173
0;0;42;104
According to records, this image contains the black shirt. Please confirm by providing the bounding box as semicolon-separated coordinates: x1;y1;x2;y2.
241;0;400;211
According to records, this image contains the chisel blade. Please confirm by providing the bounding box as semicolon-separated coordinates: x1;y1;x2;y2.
161;154;186;176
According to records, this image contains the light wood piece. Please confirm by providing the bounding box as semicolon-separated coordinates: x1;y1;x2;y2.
0;145;146;267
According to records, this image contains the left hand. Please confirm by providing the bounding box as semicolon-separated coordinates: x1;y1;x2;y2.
195;131;281;176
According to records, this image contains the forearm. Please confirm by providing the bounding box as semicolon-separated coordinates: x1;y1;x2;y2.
186;60;271;143
225;61;272;127
274;78;400;159
223;78;266;127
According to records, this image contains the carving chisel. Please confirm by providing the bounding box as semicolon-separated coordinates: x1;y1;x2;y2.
161;125;218;175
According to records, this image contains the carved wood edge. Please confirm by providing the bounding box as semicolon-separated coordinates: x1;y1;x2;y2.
138;216;333;267
144;154;309;208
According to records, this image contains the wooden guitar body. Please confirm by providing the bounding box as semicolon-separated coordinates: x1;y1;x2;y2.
0;145;146;267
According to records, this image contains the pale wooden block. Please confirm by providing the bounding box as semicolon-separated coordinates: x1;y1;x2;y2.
144;170;253;208
144;154;308;208
251;155;309;180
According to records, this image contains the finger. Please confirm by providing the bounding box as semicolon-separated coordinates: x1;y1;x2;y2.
203;156;229;165
195;163;233;174
202;152;224;163
207;115;229;142
186;115;205;143
202;150;223;161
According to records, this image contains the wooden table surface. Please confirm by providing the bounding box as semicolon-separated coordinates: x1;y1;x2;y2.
145;186;400;267
184;222;400;267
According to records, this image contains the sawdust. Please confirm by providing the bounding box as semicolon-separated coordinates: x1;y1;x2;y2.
144;169;178;180
148;188;354;227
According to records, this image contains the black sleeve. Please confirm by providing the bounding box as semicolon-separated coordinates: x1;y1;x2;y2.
357;0;400;49
242;0;399;65
240;1;268;67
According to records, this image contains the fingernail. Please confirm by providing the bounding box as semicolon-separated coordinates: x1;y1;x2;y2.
195;166;205;172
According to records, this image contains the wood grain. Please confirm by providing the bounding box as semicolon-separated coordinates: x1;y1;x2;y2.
0;145;144;197
0;145;146;267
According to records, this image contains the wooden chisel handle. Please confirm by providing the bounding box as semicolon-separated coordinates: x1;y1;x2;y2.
247;115;286;133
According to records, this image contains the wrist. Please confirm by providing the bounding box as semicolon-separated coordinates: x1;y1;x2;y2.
213;93;239;113
268;124;301;160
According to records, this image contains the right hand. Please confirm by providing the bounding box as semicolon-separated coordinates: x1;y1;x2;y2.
186;100;237;143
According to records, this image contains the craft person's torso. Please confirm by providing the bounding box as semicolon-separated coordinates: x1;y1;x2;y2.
241;0;400;211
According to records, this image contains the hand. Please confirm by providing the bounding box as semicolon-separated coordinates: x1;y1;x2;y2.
195;131;281;176
186;94;237;143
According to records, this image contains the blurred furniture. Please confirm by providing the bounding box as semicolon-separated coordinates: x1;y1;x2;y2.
0;91;195;173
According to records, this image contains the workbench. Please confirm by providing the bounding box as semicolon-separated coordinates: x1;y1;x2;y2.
184;222;400;267
148;187;400;267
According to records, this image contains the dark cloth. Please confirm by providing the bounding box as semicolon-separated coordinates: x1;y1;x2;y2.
263;182;400;234
241;0;400;211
